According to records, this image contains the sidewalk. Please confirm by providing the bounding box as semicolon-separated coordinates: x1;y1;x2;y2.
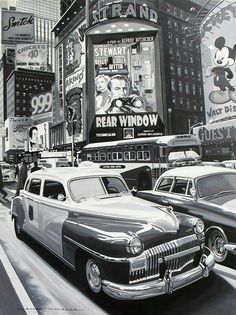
0;259;27;315
0;183;30;315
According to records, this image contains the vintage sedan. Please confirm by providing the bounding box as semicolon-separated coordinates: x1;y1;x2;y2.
11;166;214;300
136;166;236;264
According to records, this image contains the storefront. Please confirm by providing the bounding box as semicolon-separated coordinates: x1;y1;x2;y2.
193;119;236;161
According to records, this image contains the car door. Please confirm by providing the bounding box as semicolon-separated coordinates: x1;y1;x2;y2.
160;177;195;213
21;178;41;239
39;179;69;256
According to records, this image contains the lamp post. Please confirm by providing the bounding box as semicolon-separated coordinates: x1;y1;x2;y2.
167;108;172;135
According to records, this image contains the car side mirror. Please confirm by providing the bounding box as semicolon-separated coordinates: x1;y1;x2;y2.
190;188;197;200
131;186;137;196
57;193;66;201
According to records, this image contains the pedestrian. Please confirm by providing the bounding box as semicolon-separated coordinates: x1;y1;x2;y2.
14;164;19;181
31;161;41;173
15;160;28;197
0;166;8;199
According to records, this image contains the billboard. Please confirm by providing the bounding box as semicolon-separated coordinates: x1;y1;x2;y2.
64;23;86;141
2;11;35;43
200;2;236;124
28;122;50;152
16;43;47;71
30;91;53;124
90;33;164;142
5;117;32;152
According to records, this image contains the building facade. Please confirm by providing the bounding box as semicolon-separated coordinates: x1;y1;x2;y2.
193;1;236;161
52;0;205;151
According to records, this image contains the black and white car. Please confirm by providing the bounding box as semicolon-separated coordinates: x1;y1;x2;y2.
11;166;214;300
136;166;236;264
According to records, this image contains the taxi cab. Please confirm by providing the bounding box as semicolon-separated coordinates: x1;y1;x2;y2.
11;165;214;300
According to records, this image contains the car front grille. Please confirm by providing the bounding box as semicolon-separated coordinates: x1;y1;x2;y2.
129;234;200;283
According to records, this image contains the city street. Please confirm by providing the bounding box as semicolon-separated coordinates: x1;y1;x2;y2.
1;183;236;315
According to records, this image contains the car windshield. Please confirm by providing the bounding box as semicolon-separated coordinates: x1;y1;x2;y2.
69;176;128;201
197;173;236;198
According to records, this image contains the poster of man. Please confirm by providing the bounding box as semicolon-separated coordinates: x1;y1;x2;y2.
29;126;39;151
95;74;146;114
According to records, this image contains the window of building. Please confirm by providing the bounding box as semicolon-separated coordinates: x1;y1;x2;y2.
190;55;194;64
175;36;179;46
170;64;175;75
186;98;190;109
172;95;176;106
186;83;190;95
178;81;183;93
184;67;188;78
191;70;195;79
171;79;176;92
176;50;181;62
179;97;183;108
183;52;187;63
192;84;196;95
169;48;173;59
177;65;182;76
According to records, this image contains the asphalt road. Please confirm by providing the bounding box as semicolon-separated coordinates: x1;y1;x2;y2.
1;182;236;315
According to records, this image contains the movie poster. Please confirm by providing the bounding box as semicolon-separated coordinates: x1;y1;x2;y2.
91;34;164;141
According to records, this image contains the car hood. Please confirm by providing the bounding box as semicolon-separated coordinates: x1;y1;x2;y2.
204;193;236;212
77;195;179;234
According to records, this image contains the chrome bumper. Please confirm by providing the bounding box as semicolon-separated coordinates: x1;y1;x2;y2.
224;243;236;254
102;247;215;300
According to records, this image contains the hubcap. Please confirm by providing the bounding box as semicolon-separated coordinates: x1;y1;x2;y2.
208;231;227;262
86;259;101;293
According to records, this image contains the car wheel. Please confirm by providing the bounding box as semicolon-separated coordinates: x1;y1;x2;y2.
14;217;23;240
85;258;102;294
207;229;227;262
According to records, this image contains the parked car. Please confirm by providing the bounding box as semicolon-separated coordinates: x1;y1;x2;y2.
0;162;15;183
11;166;214;300
136;166;236;264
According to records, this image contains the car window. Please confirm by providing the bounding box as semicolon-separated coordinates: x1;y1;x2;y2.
43;180;66;200
197;173;236;198
156;177;173;192
70;177;106;201
29;179;41;195
102;177;128;194
186;180;193;196
171;178;188;195
25;179;30;191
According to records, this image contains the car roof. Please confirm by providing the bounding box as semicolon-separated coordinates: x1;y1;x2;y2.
28;166;123;181
160;166;236;179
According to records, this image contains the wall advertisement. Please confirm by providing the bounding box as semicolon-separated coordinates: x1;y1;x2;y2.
5;117;32;152
28;122;50;152
91;33;163;142
64;23;85;141
30;91;53;124
16;43;48;71
2;11;35;43
200;2;236;124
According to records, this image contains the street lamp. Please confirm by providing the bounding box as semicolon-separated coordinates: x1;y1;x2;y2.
167;108;172;135
189;121;203;134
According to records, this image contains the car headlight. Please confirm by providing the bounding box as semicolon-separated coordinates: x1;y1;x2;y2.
126;237;143;255
194;219;204;234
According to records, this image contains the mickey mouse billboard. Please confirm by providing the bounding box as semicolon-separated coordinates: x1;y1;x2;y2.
200;2;236;123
